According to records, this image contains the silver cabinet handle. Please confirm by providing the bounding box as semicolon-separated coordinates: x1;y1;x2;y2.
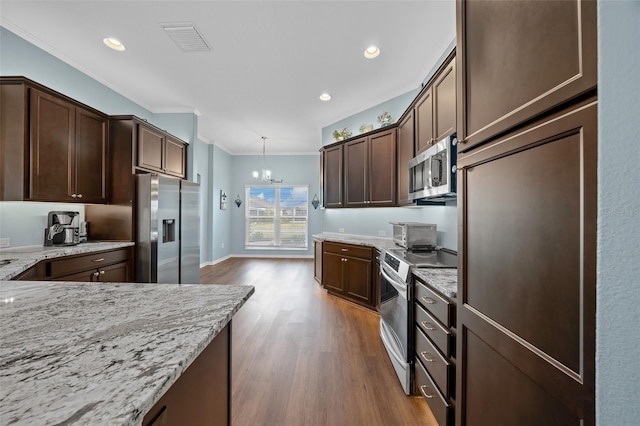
77;194;82;199
421;351;434;362
421;296;436;304
419;385;434;399
93;272;100;277
71;194;77;198
421;321;436;331
100;270;105;275
341;248;349;252
93;258;105;262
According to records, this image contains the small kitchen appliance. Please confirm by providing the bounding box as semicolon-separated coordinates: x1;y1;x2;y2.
44;211;80;246
390;221;437;250
408;133;457;202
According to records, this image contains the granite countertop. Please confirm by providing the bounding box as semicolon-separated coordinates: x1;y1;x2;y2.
413;268;458;300
0;280;254;425
313;232;397;252
0;241;135;281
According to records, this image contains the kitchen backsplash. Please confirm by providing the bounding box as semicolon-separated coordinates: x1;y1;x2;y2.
0;202;85;248
321;203;458;250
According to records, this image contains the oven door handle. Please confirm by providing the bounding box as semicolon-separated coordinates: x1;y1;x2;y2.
380;266;408;299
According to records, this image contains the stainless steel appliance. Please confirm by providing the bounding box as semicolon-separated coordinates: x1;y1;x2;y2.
390;221;437;250
43;211;80;246
408;133;457;202
379;245;457;394
136;174;200;284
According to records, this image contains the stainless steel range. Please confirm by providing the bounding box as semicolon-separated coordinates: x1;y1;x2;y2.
379;244;456;394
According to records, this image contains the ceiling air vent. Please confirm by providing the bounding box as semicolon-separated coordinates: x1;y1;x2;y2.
161;23;211;52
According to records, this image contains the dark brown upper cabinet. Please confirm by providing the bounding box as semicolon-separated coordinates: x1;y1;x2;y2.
0;78;107;203
456;0;597;151
396;110;415;206
344;129;396;207
321;144;343;208
415;55;457;156
138;124;186;178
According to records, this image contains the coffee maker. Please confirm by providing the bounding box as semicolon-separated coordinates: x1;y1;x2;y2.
44;211;80;246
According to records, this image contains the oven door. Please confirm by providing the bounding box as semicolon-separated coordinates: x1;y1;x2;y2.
379;264;412;394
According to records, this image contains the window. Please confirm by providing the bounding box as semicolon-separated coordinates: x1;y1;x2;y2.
245;185;308;249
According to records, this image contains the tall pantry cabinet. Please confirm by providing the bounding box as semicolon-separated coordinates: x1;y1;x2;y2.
455;1;597;425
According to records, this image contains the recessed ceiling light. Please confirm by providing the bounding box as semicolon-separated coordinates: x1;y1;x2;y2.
319;93;332;101
364;45;380;59
103;37;125;51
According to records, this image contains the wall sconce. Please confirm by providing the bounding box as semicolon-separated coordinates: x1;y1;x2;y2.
220;190;228;210
235;194;242;208
311;194;320;209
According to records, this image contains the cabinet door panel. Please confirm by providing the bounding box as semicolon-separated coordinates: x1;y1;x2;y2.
457;102;596;423
100;261;131;282
344;257;372;304
53;269;98;282
322;145;343;208
344;138;368;207
138;125;164;172
368;130;396;206
29;89;75;201
75;108;107;203
415;89;433;155
396;111;414;206
458;0;596;149
433;59;456;141
314;240;322;284
321;252;344;293
165;136;185;178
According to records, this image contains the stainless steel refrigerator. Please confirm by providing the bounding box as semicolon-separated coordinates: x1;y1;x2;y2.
136;174;200;284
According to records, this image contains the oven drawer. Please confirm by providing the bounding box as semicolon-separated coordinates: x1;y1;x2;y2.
415;281;452;327
415;302;452;357
415;354;451;426
323;242;372;260
415;326;452;397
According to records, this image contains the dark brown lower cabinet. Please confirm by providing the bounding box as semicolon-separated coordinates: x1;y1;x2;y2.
313;239;322;284
13;247;133;282
456;100;596;425
322;241;375;310
143;323;231;426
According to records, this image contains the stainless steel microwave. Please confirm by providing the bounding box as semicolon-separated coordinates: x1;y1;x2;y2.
408;133;457;202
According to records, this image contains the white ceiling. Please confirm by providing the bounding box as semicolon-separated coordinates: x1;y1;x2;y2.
0;1;456;155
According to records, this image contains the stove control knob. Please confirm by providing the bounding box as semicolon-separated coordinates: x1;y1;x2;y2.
451;165;457;173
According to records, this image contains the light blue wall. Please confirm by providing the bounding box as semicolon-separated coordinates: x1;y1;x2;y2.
0;27;197;152
596;1;640;423
321;90;419;146
322;203;457;251
228;154;321;257
210;145;233;262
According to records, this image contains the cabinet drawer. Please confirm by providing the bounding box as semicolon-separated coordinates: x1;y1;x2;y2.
415;281;452;327
416;301;452;357
323;242;372;260
46;248;130;278
415;326;452;398
414;355;450;426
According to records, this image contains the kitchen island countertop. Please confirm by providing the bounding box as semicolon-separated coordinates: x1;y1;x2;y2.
0;280;254;425
0;241;136;281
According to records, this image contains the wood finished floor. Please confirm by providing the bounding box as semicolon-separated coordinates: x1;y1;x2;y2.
201;258;437;426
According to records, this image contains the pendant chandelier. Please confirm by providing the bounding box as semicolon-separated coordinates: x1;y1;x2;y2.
252;136;282;183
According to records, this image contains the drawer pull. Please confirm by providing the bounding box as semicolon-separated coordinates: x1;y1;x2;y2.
93;258;105;262
93;272;100;278
420;351;434;362
419;385;434;399
100;270;105;275
421;321;436;331
341;248;349;252
421;296;436;304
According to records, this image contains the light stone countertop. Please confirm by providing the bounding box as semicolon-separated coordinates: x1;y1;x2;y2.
413;268;458;300
0;280;254;425
313;232;397;252
0;241;135;281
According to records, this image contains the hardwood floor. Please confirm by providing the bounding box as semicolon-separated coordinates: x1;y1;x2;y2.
201;258;437;426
